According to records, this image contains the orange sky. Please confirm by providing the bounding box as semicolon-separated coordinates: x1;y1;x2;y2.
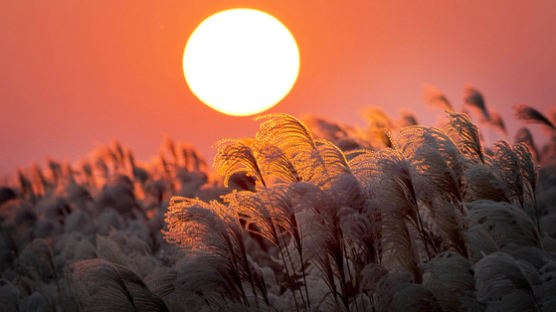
1;0;555;174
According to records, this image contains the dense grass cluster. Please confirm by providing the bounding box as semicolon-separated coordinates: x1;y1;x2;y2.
1;86;556;311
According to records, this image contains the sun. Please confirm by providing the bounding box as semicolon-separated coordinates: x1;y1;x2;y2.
183;9;300;116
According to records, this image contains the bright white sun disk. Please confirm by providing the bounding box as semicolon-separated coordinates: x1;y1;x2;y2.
183;9;300;116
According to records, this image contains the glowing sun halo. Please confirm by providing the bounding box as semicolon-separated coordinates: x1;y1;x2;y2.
183;9;300;116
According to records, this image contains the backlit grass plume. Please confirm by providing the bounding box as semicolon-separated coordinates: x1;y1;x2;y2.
513;103;556;129
463;85;490;122
422;84;453;111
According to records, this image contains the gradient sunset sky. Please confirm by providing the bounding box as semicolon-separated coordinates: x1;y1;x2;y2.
1;0;555;174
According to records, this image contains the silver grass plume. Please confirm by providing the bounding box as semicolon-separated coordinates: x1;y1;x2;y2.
313;139;353;187
374;272;442;312
360;106;394;130
177;142;207;171
513;103;555;129
255;114;350;188
490;141;524;207
462;164;509;203
515;127;539;162
224;185;310;309
422;251;479;311
289;178;370;310
223;187;291;248
396;126;463;201
395;126;467;254
17;238;59;291
513;143;537;202
360;106;395;149
347;150;383;261
446;111;485;164
161;136;178;166
168;256;263;309
110;140;126;170
537;261;556;310
69;258;168;312
255;142;301;184
213;138;267;187
17;169;35;202
80;161;96;189
163;196;238;252
463;85;490;122
422;84;453;111
31;163;50;196
347;149;376;195
294;183;357;310
369;148;427;282
301;115;349;142
513;143;540;231
47;158;63;187
397;110;419;128
256;113;326;184
473;252;540;311
163;196;267;307
466;201;541;258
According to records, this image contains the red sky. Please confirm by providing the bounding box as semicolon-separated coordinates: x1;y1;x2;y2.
1;0;555;174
